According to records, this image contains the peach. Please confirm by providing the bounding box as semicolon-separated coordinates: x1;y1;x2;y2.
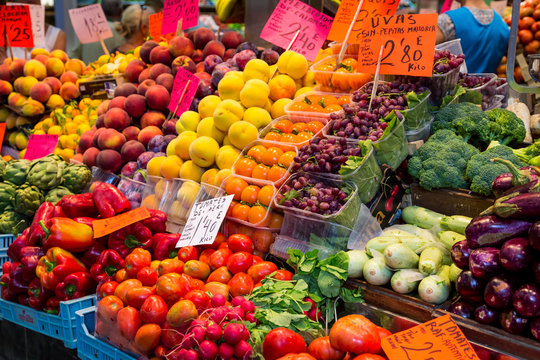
9;58;26;78
0;64;11;81
43;77;62;94
0;80;12;96
104;108;131;130
196;61;205;73
186;30;195;42
59;82;81;101
20;76;39;96
97;128;126;151
64;59;85;75
50;50;69;63
149;46;173;66
82;147;100;168
124;94;147;118
78;130;95;153
122;126;140;141
60;70;78;84
194;27;215;49
137;79;155;96
8;92;27;107
97;100;110;116
172;56;196;74
222;31;244;49
139;40;159;64
13;77;25;93
29;82;52;103
96;149;122;173
114;83;137;97
31;48;49;58
169;36;195;58
202;40;225;58
46;94;65;109
108;96;126;110
72;153;83;163
145;84;170;110
156;73;174;92
120;140;146;162
23;59;47;80
34;54;49;65
21;99;45;116
93;128;107;147
137;125;162;147
192;49;203;63
95;115;105;128
140;111;166;128
194;72;212;81
148;63;172;80
224;48;236;61
124;59;146;83
138;68;151;83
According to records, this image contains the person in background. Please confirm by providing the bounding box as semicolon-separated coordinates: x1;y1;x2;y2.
69;0;126;64
112;4;155;54
436;0;509;73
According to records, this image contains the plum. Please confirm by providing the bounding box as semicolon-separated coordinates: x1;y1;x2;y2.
120;161;138;178
232;50;257;70
236;42;258;54
147;135;167;153
260;49;279;65
137;151;156;169
204;54;223;73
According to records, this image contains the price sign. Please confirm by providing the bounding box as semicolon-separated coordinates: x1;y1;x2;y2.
168;67;200;115
176;195;234;247
68;4;113;44
0;123;6;147
356;14;438;77
260;0;333;61
327;0;399;43
162;0;198;35
382;314;479;360
0;5;34;48
92;207;151;238
7;3;43;47
149;12;174;41
23;134;58;161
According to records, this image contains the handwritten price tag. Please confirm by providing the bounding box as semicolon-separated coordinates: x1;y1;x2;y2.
356;14;437;77
68;4;113;44
149;12;174;41
93;207;151;238
328;0;399;43
23;134;58;161
382;314;479;360
168;67;200;115
176;195;234;248
0;5;34;48
260;0;333;61
162;0;198;35
0;123;6;147
7;3;43;47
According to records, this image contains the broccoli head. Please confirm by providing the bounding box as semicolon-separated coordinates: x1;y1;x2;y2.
432;103;490;145
485;108;526;145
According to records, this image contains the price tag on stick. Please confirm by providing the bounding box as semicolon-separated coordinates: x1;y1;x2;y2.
356;14;438;77
168;67;200;116
162;0;198;35
23;134;58;161
260;0;333;61
149;12;174;41
0;5;34;48
381;314;479;360
92;207;151;238
68;4;113;44
176;195;234;247
0;123;6;147
6;3;43;47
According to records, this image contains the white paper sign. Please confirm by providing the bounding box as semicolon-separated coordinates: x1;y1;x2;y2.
7;3;44;46
176;195;234;248
68;4;113;44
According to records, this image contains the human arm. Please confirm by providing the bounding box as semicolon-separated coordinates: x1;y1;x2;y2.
52;30;67;52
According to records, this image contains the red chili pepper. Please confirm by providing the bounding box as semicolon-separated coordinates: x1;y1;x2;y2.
28;278;53;310
125;248;151;278
6;228;31;262
142;209;167;234
81;242;106;268
92;182;131;218
90;249;126;283
151;233;181;260
108;222;152;258
55;272;94;301
26;202;56;247
19;246;45;282
57;193;99;219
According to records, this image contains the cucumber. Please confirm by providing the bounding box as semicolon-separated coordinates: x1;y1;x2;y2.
449;263;462;283
365;236;401;257
399;235;435;253
418;246;444;275
390;270;424;294
385;224;438;242
347;250;370;279
383;243;419;269
438;231;466;251
418;274;451;304
402;206;444;229
363;257;393;286
440;215;472;234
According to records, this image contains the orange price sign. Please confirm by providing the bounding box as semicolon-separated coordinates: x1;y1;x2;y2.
381;314;480;360
356;14;438;77
149;12;174;41
0;123;6;146
92;207;150;238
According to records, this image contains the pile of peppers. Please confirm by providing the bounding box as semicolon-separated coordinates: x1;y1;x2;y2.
0;182;176;315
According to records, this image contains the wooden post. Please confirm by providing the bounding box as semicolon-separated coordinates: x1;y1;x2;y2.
269;30;301;80
368;45;384;113
176;18;183;37
96;31;110;57
335;0;364;70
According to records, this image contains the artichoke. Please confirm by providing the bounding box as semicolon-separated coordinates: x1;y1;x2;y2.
45;186;73;204
12;184;44;217
0;157;6;180
0;207;28;235
62;164;92;193
27;157;65;190
3;159;31;185
0;182;16;212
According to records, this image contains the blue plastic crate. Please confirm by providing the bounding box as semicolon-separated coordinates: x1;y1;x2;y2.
0;233;17;266
76;306;137;360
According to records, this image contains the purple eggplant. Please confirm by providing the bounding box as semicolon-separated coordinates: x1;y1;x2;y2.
491;158;538;195
499;237;533;272
529;221;540;251
449;300;475;319
474;304;499;325
457;270;486;302
465;215;532;248
484;276;514;309
531;317;540;341
513;284;540;317
500;309;529;335
534;261;540;284
490;192;540;219
503;179;540;196
469;247;501;279
451;240;471;270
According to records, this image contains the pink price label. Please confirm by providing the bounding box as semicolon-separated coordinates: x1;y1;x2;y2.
162;0;198;34
23;134;58;161
260;0;333;61
168;67;200;115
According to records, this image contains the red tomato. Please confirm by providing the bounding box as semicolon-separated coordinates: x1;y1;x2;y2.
252;255;264;264
308;336;345;360
207;232;227;249
226;251;254;274
247;261;278;283
207;266;233;284
156;273;194;304
125;286;156;309
114;279;143;304
184;260;211;280
263;328;307;360
329;315;381;354
178;246;199;263
218;242;229;249
228;272;254;297
134;323;161;352
137;266;159;286
161;323;184;349
140;295;168;324
184;289;211;312
97;295;124;322
117;306;141;340
277;354;317;360
166;299;198;327
204;281;230;298
351;355;386;360
376;326;392;339
209;248;232;270
98;281;118;298
273;270;294;281
227;234;254;253
199;248;215;265
157;258;184;276
190;278;205;290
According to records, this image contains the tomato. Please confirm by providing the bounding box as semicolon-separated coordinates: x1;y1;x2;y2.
206;232;226;249
267;165;288;184
227;234;254;253
156;273;194;304
178;246;199;263
207;266;233;283
308;336;345;360
252;229;275;253
98;281;118;298
218;242;230;249
154;345;167;358
252;163;270;180
278;354;318;360
262;147;284;166
209;248;232;270
232;203;250;221
519;29;534;44
235;157;257;177
247;145;267;163
274;119;293;133
190;278;205;289
140;295;167;325
228;272;254;297
97;295;124;322
184;289;211;312
329;315;381;354
204;281;230;298
248;261;278;283
227;251;254;274
157;258;184;276
114;279;143;304
263;328;308;360
226;177;249;200
525;39;540;53
252;255;264;264
306;121;324;134
269;213;283;228
351;355;385;360
241;185;261;204
161;323;184;349
265;131;283;142
248;205;271;226
199;248;215;266
273;270;294;281
150;260;160;270
376;326;391;339
125;286;156;309
520;16;535;29
279;151;296;168
184;260;211;280
134;323;161;352
137;266;159;286
115;268;128;283
117;306;141;340
166;299;198;327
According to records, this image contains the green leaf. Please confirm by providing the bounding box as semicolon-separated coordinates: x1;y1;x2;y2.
317;271;341;297
340;287;364;303
279;189;301;204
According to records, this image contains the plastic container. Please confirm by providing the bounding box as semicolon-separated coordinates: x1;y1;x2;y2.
406;118;433;142
76;307;136;360
222;218;280;255
284;91;351;122
270;235;335;260
0;233;17;266
258;114;327;148
435;38;468;73
495;78;509;108
116;176;152;209
89;166;119;188
311;55;372;93
458;73;497;110
426;66;461;107
140;175;179;211
328;42;360;56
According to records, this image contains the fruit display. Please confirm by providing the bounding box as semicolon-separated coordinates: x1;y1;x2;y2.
456;73;499;110
311;55;372;93
258;117;326;147
506;0;540;54
285;92;351;121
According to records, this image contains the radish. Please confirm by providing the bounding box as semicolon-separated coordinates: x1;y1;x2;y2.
198;340;218;360
190;319;208;329
184;349;199;360
224;322;245;345
227;307;245;321
205;322;223;341
234;340;252;359
240;300;255;313
181;334;194;349
168;348;186;360
307;307;322;321
192;326;206;343
242;327;250;341
245;312;258;324
210;306;228;323
232;296;246;306
211;293;226;307
218;342;235;358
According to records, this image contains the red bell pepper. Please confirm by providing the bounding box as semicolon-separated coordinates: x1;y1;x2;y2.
81;242;106;268
108;222;152;258
124;248;151;278
57;193;99;219
73;217;108;246
90;249;126;283
8;261;30;296
27;202;56;247
28;278;53;310
55;272;94;301
44;296;60;314
92;182;131;218
40;217;95;252
6;228;31;262
18;294;29;306
36;247;88;291
142;209;167;234
0;272;15;301
152;233;181;260
19;246;45;282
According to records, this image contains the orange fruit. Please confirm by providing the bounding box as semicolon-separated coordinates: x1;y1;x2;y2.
341;57;358;70
337;95;351;105
323;104;343;113
267;165;288;183
225;177;248;200
288;101;309;111
234;157;257;177
281;133;298;144
320;95;339;107
252;163;270;180
227;200;238;216
247;145;267;163
248;206;270;227
278;151;296;168
269;213;284;228
306;121;324;133
291;123;306;134
262;147;283;166
257;185;275;207
264;131;282;142
232;203;250;221
274;119;293;134
240;185;260;204
296;131;313;143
